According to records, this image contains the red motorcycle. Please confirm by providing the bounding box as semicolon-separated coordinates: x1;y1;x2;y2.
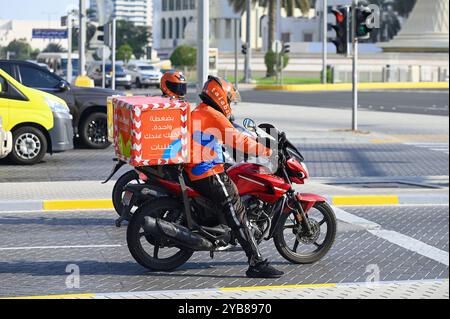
125;119;337;271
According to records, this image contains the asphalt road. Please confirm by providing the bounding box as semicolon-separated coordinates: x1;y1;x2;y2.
0;205;447;297
134;88;449;116
1;142;448;183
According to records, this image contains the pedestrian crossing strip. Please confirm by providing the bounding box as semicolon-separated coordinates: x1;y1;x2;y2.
405;143;449;155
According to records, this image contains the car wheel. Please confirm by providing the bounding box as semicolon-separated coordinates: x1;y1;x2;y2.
8;126;47;165
136;78;142;89
80;112;111;149
125;85;132;90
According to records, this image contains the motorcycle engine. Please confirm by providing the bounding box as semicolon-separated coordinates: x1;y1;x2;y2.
242;196;271;242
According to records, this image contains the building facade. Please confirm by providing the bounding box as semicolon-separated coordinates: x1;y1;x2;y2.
90;0;153;27
0;19;68;51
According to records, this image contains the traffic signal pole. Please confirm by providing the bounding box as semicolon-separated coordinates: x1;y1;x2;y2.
243;0;252;83
352;0;358;131
322;0;328;84
78;0;86;76
197;0;209;90
234;18;239;89
111;18;116;90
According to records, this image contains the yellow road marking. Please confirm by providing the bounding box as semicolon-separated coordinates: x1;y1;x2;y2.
332;195;399;206
43;200;114;211
256;82;449;92
220;283;336;292
2;293;96;299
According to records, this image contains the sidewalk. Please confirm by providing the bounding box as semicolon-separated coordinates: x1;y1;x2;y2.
0;179;447;212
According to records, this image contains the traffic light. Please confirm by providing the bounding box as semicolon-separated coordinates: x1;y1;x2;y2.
282;43;290;54
97;25;105;42
329;7;349;55
241;44;247;55
355;6;375;40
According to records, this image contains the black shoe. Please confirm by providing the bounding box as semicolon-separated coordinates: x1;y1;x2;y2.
246;260;284;278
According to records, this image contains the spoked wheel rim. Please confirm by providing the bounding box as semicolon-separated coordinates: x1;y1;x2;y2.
15;133;41;160
280;207;331;257
135;207;187;263
86;118;107;145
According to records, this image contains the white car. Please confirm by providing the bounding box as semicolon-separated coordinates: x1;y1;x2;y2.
0;116;12;159
126;63;162;89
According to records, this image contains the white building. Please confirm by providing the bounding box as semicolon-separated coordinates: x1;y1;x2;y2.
0;19;68;51
90;0;153;27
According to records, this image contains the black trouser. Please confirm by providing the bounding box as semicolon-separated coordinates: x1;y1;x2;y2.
189;172;263;266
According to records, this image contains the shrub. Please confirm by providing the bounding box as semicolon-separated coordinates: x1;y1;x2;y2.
170;45;197;69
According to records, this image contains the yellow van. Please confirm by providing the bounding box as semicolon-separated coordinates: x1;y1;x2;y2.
0;68;73;164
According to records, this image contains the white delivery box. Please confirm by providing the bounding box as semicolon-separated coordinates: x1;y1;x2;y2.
0;116;12;159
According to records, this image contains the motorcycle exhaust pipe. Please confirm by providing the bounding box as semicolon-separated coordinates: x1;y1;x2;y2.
144;217;214;251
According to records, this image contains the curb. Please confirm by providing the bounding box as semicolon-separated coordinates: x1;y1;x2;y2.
255;82;449;92
0;194;448;212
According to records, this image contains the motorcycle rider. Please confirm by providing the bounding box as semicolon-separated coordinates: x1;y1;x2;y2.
160;71;187;100
185;76;284;278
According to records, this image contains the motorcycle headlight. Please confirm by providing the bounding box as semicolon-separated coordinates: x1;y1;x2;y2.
45;97;70;114
300;162;309;177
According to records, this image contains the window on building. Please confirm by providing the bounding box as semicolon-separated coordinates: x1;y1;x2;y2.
303;32;313;42
225;19;232;39
162;18;166;39
282;32;291;43
182;17;187;38
176;0;181;10
162;0;168;11
169;0;175;10
169;18;173;38
189;0;195;10
183;0;189;10
175;18;180;38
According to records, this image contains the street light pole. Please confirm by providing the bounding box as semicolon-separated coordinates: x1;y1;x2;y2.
234;18;239;89
244;0;252;83
197;0;209;90
112;18;117;90
67;15;73;84
322;0;328;84
352;0;359;131
78;0;86;76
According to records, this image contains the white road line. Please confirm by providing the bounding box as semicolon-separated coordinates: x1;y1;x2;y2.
0;244;122;251
333;207;449;267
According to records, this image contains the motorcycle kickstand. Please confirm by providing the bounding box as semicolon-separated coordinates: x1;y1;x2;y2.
115;205;133;228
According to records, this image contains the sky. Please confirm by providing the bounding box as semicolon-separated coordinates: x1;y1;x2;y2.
0;0;86;21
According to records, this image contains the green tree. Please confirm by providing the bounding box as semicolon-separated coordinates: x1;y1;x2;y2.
170;45;197;69
43;43;66;53
116;20;150;59
4;39;33;60
71;23;97;50
117;44;134;62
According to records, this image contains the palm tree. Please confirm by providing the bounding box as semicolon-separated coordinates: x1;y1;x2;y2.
228;0;315;54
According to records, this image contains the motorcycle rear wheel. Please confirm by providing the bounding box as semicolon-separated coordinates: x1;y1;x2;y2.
127;199;194;271
273;202;336;264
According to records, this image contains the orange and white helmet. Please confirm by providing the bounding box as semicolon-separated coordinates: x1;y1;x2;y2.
199;76;241;119
160;71;187;98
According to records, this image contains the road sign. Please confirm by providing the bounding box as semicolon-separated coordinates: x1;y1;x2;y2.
32;29;68;39
272;40;282;54
96;46;111;60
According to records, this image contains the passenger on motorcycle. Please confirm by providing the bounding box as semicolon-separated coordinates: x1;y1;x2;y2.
160;71;187;100
185;76;284;278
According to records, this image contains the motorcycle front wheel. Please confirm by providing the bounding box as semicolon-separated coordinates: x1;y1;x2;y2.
127;199;194;271
273;202;337;264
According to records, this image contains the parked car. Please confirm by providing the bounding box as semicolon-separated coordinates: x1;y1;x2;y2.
87;63;132;90
0;115;12;159
0;68;73;164
0;60;122;149
126;62;162;88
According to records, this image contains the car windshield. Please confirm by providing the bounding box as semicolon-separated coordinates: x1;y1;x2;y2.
105;65;124;73
138;66;155;71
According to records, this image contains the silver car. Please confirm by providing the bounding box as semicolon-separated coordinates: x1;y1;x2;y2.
126;63;163;89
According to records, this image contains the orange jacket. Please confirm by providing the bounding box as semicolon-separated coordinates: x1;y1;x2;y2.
185;103;272;181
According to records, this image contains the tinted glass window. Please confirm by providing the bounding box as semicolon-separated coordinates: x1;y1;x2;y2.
0;63;12;75
0;75;8;97
105;65;124;73
19;64;60;88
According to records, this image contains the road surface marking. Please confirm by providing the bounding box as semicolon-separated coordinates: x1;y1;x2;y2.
0;244;122;251
43;199;114;211
332;195;399;206
405;143;449;155
220;283;336;291
333;207;449;266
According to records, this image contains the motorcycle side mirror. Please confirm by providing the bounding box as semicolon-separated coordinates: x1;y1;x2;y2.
57;80;70;92
243;118;256;132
